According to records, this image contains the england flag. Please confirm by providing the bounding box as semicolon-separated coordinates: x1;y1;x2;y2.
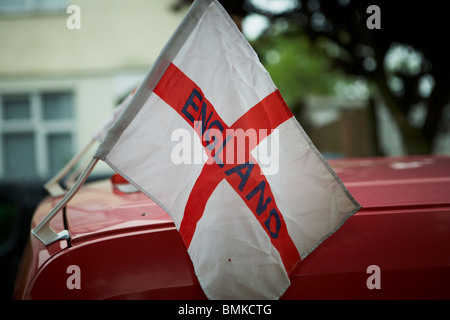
94;0;360;299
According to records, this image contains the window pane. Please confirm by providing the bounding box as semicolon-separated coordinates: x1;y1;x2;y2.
42;93;73;120
0;0;26;13
2;95;30;120
2;133;36;178
0;0;66;13
35;0;66;10
47;133;73;173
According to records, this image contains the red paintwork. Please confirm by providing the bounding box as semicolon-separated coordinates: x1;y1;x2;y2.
14;156;450;299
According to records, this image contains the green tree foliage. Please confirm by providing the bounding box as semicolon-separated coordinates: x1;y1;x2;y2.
252;27;339;108
175;0;450;155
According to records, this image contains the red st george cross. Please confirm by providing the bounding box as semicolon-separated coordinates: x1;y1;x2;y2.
154;63;301;274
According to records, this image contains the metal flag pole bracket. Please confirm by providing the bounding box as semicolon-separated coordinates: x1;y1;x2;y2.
44;138;97;197
32;157;99;246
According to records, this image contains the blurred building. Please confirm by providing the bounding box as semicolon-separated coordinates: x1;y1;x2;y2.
301;94;450;159
0;0;185;298
0;0;186;181
300;96;379;159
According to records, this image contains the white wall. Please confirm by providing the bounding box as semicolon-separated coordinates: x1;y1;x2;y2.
0;0;187;177
0;0;185;76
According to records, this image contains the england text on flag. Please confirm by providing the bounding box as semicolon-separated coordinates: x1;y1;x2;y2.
93;0;360;299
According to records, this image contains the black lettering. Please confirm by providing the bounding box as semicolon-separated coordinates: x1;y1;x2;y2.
182;88;202;123
196;101;213;136
225;162;254;191
246;180;272;216
264;208;281;239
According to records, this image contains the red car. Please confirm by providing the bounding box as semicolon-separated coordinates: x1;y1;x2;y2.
13;155;450;299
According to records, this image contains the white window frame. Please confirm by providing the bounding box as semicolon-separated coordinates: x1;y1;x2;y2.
0;90;76;178
0;0;67;14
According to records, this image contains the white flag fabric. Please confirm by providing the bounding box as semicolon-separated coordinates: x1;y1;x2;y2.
94;0;360;299
93;90;135;142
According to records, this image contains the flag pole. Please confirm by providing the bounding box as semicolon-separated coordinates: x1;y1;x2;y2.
64;155;94;189
32;157;99;246
44;138;97;196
